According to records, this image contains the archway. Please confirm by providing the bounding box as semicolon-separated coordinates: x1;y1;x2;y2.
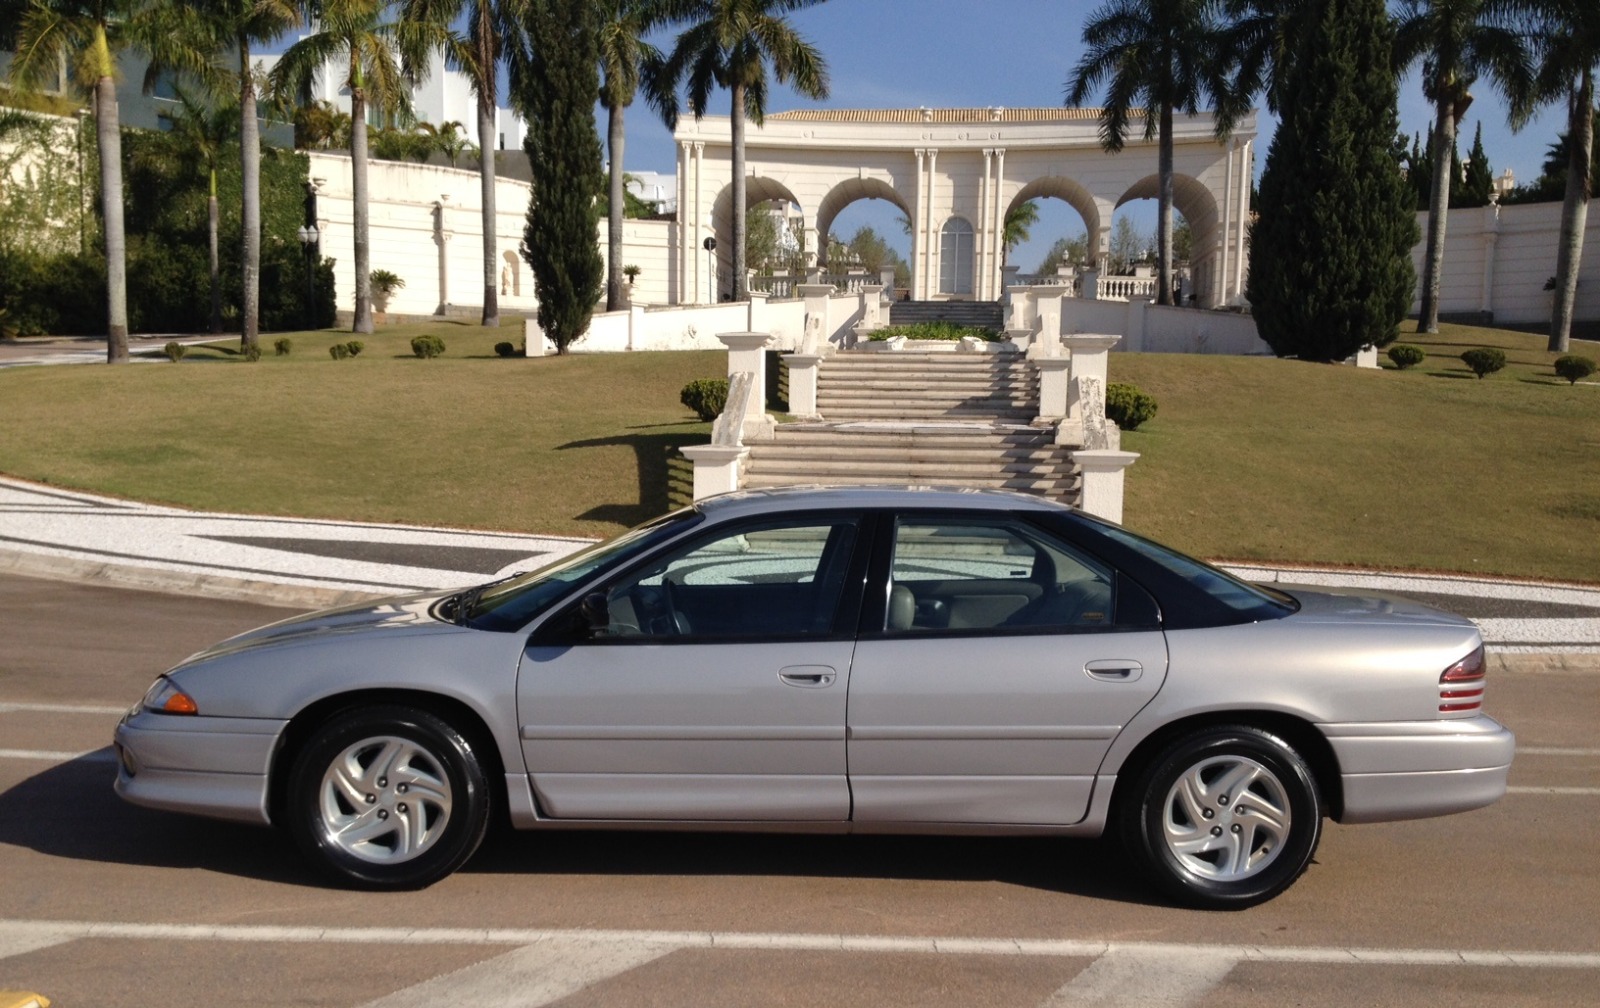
1114;174;1220;306
1004;177;1105;285
711;176;806;300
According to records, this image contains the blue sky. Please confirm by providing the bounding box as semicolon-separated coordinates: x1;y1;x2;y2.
617;0;1565;272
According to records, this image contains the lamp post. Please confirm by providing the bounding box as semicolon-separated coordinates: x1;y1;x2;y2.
296;224;319;331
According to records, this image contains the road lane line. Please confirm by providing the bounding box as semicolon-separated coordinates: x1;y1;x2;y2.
355;935;675;1008
0;922;79;961
0;921;1595;969
0;703;127;716
1039;946;1236;1007
1517;747;1600;756
1507;786;1600;795
0;749;115;764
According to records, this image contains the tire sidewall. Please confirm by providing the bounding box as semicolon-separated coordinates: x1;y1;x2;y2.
287;705;490;890
1122;726;1322;909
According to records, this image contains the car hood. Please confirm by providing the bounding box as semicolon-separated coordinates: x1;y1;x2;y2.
176;589;463;666
1277;586;1478;629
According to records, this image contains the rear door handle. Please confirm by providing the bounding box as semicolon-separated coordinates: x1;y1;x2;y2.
1085;660;1143;682
779;665;837;688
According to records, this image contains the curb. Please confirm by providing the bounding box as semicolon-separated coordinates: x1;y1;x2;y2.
0;549;386;611
1491;651;1600;674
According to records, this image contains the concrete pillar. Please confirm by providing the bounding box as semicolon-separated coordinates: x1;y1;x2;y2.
1033;285;1067;356
1234;139;1251;299
913;148;927;299
627;304;644;351
1079;267;1100;300
1061;334;1120;389
859;284;885;329
718;331;775;438
680;444;749;500
523;317;549;356
1124;295;1151;353
1480;203;1501;319
1032;356;1072;423
979;148;994;298
786;353;823;418
746;290;769;334
1071;449;1140;524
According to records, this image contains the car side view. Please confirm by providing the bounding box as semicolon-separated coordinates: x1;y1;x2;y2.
114;486;1514;908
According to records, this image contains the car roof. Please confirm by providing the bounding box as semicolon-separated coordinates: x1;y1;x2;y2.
694;484;1074;521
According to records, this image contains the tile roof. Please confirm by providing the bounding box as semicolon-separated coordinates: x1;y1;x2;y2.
764;107;1137;124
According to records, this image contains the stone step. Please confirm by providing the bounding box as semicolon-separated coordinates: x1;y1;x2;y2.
741;472;1079;493
817;409;1037;422
757;444;1061;462
746;456;1066;476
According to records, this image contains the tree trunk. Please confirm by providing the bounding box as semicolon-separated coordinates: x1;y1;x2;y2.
479;93;499;327
730;82;747;302
1549;69;1593;354
1418;95;1454;334
1156;103;1175;306
351;83;374;335
239;39;261;349
96;75;127;362
208;183;221;334
606;101;625;312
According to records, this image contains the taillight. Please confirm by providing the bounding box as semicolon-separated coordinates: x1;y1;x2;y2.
1439;646;1486;713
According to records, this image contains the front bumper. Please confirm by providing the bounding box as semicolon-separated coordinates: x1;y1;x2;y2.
113;707;286;826
1322;714;1515;824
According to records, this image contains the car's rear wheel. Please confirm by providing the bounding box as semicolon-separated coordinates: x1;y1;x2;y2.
1119;725;1322;909
286;705;491;890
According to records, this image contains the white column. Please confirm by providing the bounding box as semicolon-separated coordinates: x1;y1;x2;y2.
718;331;775;440
979;149;994;300
1234;139;1251;299
676;142;690;304
1481;204;1500;318
1218;140;1235;307
991;148;1006;300
913;148;927;300
924;148;939;297
693;141;706;304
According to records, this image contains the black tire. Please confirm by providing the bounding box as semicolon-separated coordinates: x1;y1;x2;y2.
1118;725;1322;909
286;705;491;890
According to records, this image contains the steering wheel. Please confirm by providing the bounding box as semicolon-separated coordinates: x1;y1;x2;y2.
661;577;692;635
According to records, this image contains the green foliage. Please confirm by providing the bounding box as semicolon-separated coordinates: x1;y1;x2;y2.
345;340;365;357
368;270;405;298
494;340;517;357
1037;233;1090;274
163;341;186;363
1387;344;1426;369
410;334;446;359
1105;382;1158;431
1554;355;1597;384
329;343;349;360
1458;122;1494;209
867;322;1003;342
679;378;729;421
243;343;262;362
0;247;104;335
0;111;90;259
623;264;641;280
274;337;293;356
1247;0;1418;361
520;0;605;352
1460;347;1507;378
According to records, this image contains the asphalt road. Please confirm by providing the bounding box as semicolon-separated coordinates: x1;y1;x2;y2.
2;575;1597;1007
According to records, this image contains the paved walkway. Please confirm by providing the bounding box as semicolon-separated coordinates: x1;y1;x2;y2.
0;334;228;369
2;475;1596;656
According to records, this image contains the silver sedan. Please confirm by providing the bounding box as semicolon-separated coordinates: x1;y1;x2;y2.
114;486;1513;908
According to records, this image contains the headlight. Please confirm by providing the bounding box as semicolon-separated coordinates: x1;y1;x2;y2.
141;676;199;716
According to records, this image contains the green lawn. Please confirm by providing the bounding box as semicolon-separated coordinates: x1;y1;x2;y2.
1;319;1595;582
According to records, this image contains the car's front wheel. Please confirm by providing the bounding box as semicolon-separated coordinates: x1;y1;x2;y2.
1119;725;1322;909
286;705;491;890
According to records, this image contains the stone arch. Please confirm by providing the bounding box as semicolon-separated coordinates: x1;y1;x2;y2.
1005;176;1105;251
815;177;911;264
711;176;806;297
1114;173;1222;305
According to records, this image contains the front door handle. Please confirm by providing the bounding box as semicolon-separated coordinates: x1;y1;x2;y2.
779;665;837;688
1085;660;1143;682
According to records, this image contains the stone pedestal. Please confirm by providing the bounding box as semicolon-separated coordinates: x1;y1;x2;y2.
1032;356;1073;423
1070;449;1140;523
786;353;824;418
523;318;549;357
717;331;775;439
680;444;749;500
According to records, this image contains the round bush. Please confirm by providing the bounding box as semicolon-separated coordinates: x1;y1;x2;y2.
1105;382;1158;431
163;341;185;363
494;341;516;358
328;343;349;360
1554;355;1597;385
274;337;293;356
410;334;446;359
1386;344;1425;369
680;378;729;422
345;340;364;357
1459;348;1506;379
243;343;262;363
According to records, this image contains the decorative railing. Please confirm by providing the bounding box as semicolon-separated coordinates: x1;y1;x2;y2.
1096;275;1158;300
749;272;883;298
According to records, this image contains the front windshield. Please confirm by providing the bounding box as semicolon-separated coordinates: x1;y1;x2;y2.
458;507;702;631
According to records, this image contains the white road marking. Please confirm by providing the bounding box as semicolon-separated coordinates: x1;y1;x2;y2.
1507;786;1600;795
0;703;128;716
0;748;115;763
1039;947;1236;1007
0;920;1595;970
0;921;79;960
1518;747;1600;756
355;935;674;1008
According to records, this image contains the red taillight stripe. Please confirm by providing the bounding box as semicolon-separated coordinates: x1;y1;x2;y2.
1440;689;1484;699
1440;701;1482;712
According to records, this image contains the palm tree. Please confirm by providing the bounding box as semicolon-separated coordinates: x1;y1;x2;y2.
399;0;530;328
598;1;665;312
1394;0;1531;334
1068;0;1237;307
272;0;447;334
652;0;830;302
1002;199;1039;268
161;86;240;334
1523;0;1599;352
7;0;194;361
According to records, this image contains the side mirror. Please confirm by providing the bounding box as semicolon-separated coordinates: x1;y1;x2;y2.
578;592;610;632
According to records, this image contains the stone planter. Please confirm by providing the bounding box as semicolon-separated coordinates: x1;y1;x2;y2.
901;339;959;352
859;335;906;352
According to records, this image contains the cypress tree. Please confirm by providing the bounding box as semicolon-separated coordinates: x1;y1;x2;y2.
1246;0;1417;362
1458;121;1495;208
519;0;604;353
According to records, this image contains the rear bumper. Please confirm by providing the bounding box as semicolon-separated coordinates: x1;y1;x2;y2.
1322;715;1514;824
113;709;284;826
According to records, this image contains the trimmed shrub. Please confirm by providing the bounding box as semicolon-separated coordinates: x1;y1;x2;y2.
680;378;729;422
345;340;364;357
163;341;186;363
1554;355;1597;385
494;340;517;358
1386;344;1425;369
866;321;1003;342
274;337;292;356
1460;348;1506;379
410;334;446;359
243;343;262;362
1105;382;1158;431
328;343;349;360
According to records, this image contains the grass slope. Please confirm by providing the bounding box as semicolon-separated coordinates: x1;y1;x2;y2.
0;320;1594;581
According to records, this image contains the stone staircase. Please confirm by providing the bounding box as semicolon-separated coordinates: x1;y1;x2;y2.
740;350;1081;498
887;299;1005;330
